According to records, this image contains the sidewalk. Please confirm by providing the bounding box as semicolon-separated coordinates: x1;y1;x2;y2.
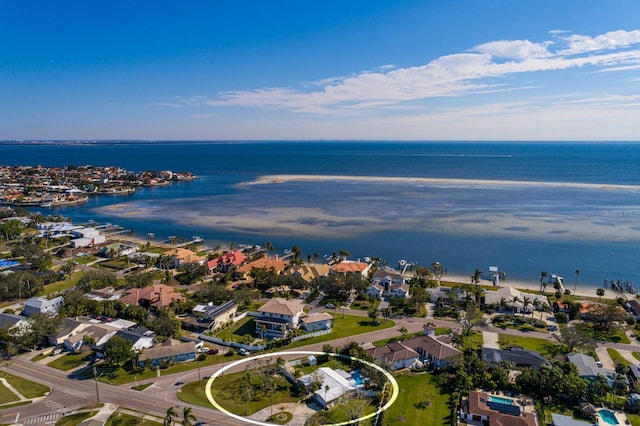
78;403;118;426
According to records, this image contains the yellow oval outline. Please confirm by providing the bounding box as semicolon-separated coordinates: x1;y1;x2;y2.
205;350;399;426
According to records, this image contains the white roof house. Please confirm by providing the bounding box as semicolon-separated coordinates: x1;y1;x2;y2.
301;367;357;408
22;296;64;317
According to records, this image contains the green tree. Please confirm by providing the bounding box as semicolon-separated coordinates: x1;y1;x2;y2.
398;326;408;340
181;407;197;426
164;406;177;426
368;308;378;324
596;288;605;302
103;335;133;366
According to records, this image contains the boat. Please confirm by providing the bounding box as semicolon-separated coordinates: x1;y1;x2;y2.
41;201;53;208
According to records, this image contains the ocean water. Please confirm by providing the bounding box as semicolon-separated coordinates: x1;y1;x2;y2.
1;141;639;288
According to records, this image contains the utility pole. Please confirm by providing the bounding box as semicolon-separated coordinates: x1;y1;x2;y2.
93;367;101;406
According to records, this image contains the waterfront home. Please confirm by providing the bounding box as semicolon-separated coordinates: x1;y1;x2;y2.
206;250;245;274
300;312;333;332
372;266;406;286
567;353;617;387
626;299;640;319
22;296;64;317
404;334;461;369
284;263;331;282
119;285;185;309
389;283;410;299
137;339;197;367
99;242;138;258
254;297;304;339
329;260;372;278
461;390;537;426
237;257;287;279
367;341;419;371
164;248;206;269
365;283;384;300
481;347;548;369
483;286;546;314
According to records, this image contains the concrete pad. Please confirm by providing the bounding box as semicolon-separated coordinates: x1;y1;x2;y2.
482;331;500;349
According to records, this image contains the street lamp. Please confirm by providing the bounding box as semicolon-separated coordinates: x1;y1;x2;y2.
93;367;103;406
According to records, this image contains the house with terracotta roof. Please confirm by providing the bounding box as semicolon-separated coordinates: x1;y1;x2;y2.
329;260;372;277
462;390;538;426
404;334;461;369
300;312;333;332
254;297;304;339
284;264;331;282
207;250;246;274
237;257;287;279
118;284;185;309
164;248;206;269
367;341;419;371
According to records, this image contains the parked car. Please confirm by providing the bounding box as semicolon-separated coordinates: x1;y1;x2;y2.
238;348;249;356
324;303;335;309
206;348;219;355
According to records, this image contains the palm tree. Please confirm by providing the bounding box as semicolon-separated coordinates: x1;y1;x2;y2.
498;297;509;312
471;268;482;285
164;407;177;426
424;321;435;335
532;299;542;318
597;288;605;303
540;271;548;293
398;326;408;340
521;296;531;317
181;406;197;426
574;269;580;297
511;296;521;315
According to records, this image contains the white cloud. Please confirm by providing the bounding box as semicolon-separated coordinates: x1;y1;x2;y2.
192;29;640;116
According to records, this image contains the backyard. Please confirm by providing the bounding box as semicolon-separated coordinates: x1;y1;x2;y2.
383;371;450;426
498;334;567;358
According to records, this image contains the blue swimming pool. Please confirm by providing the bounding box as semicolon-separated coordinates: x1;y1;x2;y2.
351;370;365;386
599;409;619;425
487;395;514;405
0;260;19;269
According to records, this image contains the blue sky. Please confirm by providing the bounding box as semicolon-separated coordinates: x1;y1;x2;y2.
2;1;640;140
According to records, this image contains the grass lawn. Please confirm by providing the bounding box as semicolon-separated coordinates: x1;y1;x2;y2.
55;411;98;426
179;373;299;415
634;352;640;362
350;298;380;312
575;323;631;344
0;371;49;399
607;348;630;367
287;314;394;349
0;382;20;405
628;414;640;426
41;271;84;296
74;254;97;265
131;383;152;391
105;412;162;425
498;334;567;358
47;352;89;371
214;316;254;342
384;371;450;426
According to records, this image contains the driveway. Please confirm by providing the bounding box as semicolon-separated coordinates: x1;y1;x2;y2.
482;331;499;349
594;346;616;370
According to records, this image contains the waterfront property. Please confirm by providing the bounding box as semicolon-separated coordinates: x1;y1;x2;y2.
207;250;246;274
237;256;287;279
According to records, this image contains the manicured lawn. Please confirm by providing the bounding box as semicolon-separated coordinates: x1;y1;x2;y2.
384;371;450;426
498;334;567;358
55;411;98;426
131;383;152;391
41;271;84;296
179;373;299;415
0;382;20;404
575;323;631;344
0;371;49;399
628;413;640;426
47;352;89;371
607;348;630;367
634;352;640;362
214;316;254;342
105;412;162;425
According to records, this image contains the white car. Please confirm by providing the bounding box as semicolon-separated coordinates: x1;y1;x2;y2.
238;348;249;356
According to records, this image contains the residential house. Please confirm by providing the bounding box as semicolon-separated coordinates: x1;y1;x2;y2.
84;287;123;302
372;266;406;287
118;285;185;309
284;264;331;282
99;242;138;258
389;283;410;299
164;248;206;269
483;286;547;314
298;367;358;408
481;347;548;369
462;390;537;426
367;341;419;371
300;312;333;332
329;260;372;278
137;339;197;367
114;326;155;351
626;299;640;319
22;296;64;317
404;334;461;369
0;313;31;337
254;298;304;339
237;257;287;279
207;250;245;274
188;300;237;331
365;283;384;300
49;317;91;346
64;324;117;352
567;353;616;387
